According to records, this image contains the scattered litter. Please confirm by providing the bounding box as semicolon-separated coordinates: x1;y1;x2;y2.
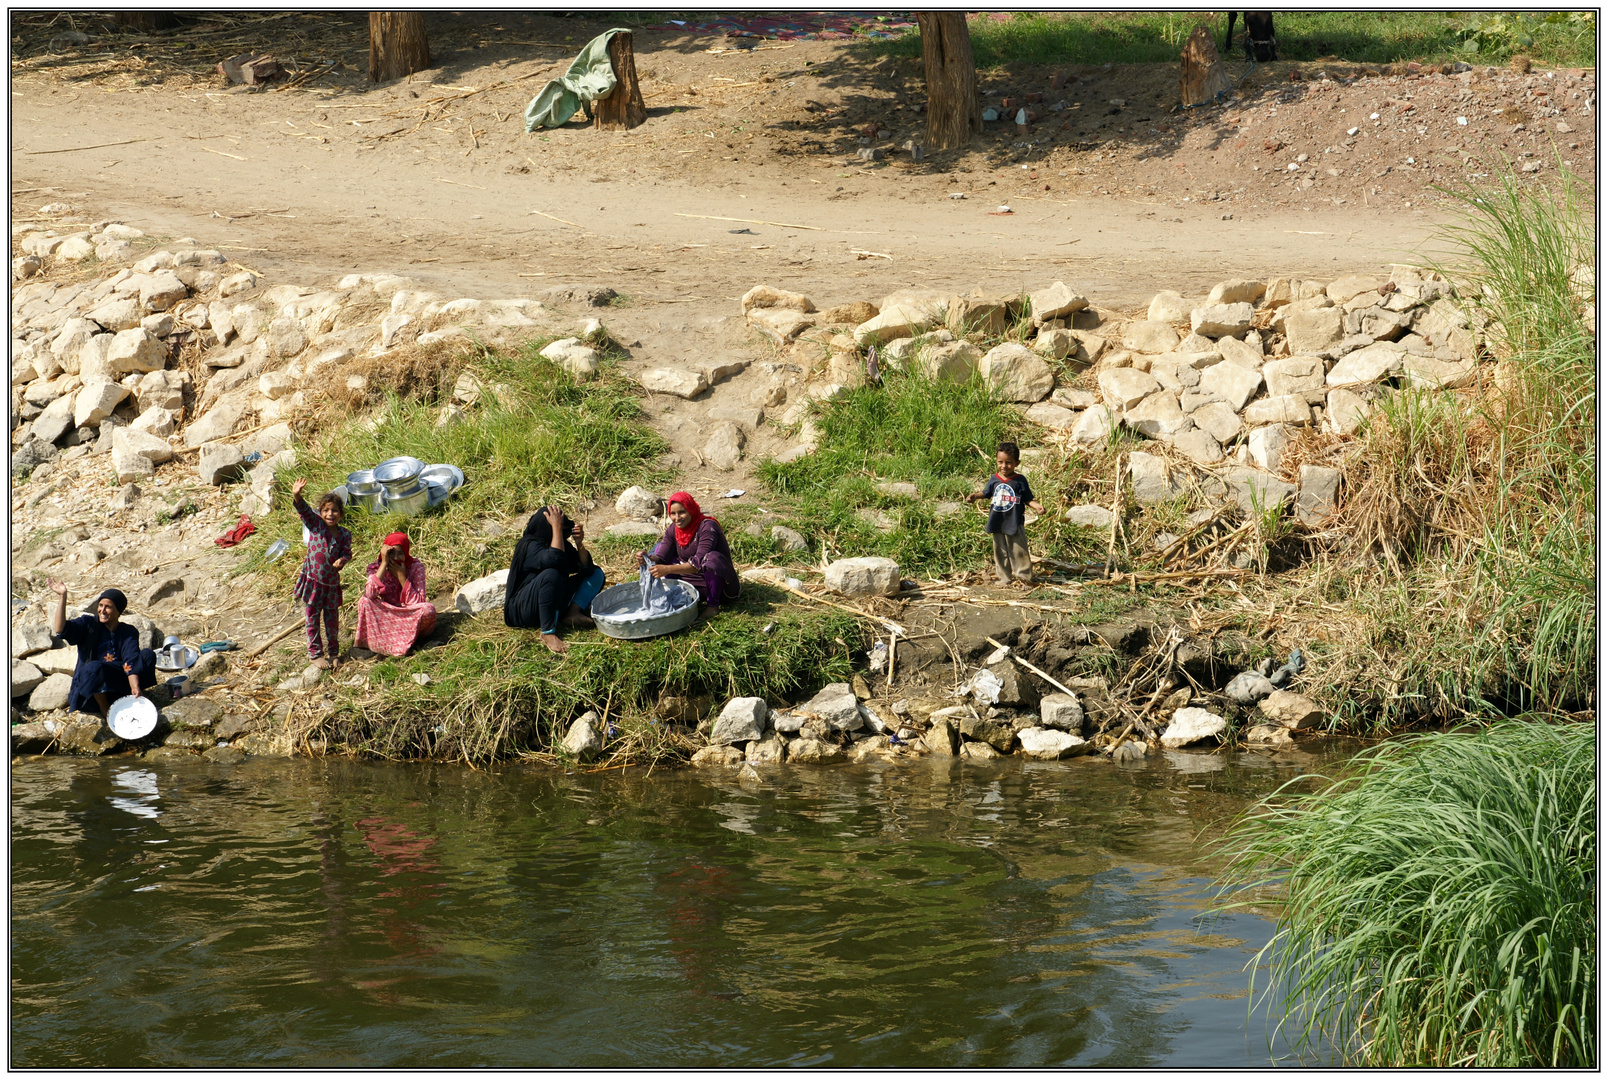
720;488;745;498
948;192;967;199
966;668;1004;705
218;53;285;86
263;538;290;562
761;622;776;635
991;205;1013;215
1347;126;1359;135
411;673;432;686
214;514;255;548
1457;116;1468;125
728;228;756;234
868;639;888;673
1268;648;1306;688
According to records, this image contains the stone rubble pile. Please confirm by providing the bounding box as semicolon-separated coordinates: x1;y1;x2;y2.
11;209;609;518
736;265;1500;523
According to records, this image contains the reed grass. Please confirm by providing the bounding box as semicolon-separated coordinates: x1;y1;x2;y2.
1215;719;1595;1066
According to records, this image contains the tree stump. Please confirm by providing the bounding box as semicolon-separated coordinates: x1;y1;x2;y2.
1179;25;1232;107
369;12;430;83
593;31;646;131
918;12;982;150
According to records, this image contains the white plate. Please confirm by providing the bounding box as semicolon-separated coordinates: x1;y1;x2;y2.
107;695;159;740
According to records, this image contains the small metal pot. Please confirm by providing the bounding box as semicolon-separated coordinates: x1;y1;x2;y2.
347;469;383;495
373;456;426;495
348;489;386;514
383;480;430;517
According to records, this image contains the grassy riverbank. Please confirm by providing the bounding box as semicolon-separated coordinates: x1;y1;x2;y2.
1217;719;1595;1066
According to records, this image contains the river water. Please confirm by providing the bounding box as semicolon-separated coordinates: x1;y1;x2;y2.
11;746;1348;1068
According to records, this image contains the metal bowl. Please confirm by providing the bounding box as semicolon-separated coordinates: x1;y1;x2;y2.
424;479;451;508
421;464;465;492
590;579;701;640
347;469;383;495
383;481;430;517
373;456;426;492
348;488;386;514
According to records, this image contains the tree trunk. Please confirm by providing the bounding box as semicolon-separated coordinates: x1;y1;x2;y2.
917;12;981;151
592;31;646;131
369;12;430;83
1179;25;1233;106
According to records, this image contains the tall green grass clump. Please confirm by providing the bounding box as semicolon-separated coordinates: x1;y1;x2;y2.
1216;720;1594;1067
250;341;667;591
1313;167;1594;726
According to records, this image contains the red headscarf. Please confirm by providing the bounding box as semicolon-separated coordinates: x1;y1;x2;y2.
368;530;411;578
668;492;708;549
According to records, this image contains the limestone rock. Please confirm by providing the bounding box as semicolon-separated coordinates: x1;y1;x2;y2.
1324;387;1372;435
1208;279;1266;305
1171;428;1224;465
1024;402;1078;430
1259;689;1323;730
786;738;844;764
188;650;229;682
454;569;510;614
58;718;123;756
1247;424;1290;473
1097;368;1160;412
1071;404;1116;446
881;329;954;369
979;343;1054;402
1017;727;1089;759
1326;275;1383;304
111;426;175;484
105;329;167;375
1147;291;1194;323
1216;334;1263;369
1243;395;1313;427
1160;707;1226;748
1190;302;1254;338
1063;504;1114;528
1127;451;1178;504
12;624;55;660
1262;356;1326;398
27;673;73;712
960;713;1015;754
959;740;1002;761
562;714;603;759
72;379;130;428
703;421;746;471
748;307;817;345
1284;308;1344;355
1122;320;1181;354
771;525;808;551
638;368;708;399
920;340;981;383
183;399;247;447
1031;327;1073;360
1198;359;1263;411
818;301;876;325
741;285;815;315
197;442;246;485
824;557;900;598
986;660;1040;710
1039;692;1084;732
12;661;46;698
615;485;663;520
923;716;958;755
1327;342;1405;387
1402;355;1477;390
798;683;862;731
745;734;788;764
1124;391;1191;439
88;296;145;332
1028;280;1088;325
1296;465;1341;524
711;697;770;745
140;270;188;312
1221;467;1296;515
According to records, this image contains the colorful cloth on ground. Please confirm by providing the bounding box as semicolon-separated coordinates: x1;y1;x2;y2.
650;12;916;42
355;556;437;657
292;495;352;610
214;514;255;548
60;613;154;713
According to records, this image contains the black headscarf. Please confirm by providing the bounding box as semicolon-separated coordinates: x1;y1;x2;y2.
97;588;128;615
505;507;579;623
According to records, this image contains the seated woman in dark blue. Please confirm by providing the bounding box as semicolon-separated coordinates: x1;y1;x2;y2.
47;579;157;717
503;506;605;655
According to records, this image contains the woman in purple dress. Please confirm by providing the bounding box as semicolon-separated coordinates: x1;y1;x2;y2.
637;491;740;618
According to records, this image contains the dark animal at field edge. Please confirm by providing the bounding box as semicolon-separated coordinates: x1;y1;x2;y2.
1224;11;1278;63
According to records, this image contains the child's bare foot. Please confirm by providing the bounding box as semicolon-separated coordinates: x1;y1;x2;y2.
311;656;332;669
540;633;569;655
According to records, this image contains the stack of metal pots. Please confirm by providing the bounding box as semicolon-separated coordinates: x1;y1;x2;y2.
371;456;430;516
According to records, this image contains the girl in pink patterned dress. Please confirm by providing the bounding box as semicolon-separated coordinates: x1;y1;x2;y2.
290;478;353;669
354;531;438;657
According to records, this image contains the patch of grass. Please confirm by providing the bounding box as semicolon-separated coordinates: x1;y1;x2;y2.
316;585;861;764
1215;720;1595;1067
246;340;669;594
1300;166;1594;727
868;11;1595;68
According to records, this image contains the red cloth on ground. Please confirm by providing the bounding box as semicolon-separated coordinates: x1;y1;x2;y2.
214;514;256;547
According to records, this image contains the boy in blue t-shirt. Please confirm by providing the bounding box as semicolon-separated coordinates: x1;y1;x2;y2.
964;441;1045;586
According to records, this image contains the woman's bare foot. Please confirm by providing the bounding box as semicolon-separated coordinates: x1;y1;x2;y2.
561;604;595;629
540;632;569;655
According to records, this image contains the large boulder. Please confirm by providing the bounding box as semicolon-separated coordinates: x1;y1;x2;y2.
1190;302;1254;338
1039;693;1084;732
1283;308;1344;354
920;340;981;383
1121;320;1181;354
979;343;1054;402
1097;368;1161;412
197;442;247;485
798;683;861;731
1259;689;1323;730
72;379;130;428
111;426;176;484
454;568;510;614
1160;707;1226;748
1327;342;1406;387
105;328;168;374
1197;360;1263;412
710;697;770;745
1017;727;1090;759
28;672;73;712
824;556;901;598
615;485;663;520
11;661;46;698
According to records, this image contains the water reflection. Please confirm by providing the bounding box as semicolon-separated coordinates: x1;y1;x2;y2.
11;747;1345;1068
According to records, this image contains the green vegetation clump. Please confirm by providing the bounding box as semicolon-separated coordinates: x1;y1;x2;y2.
1216;720;1595;1067
1306;168;1594;727
872;11;1595;68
